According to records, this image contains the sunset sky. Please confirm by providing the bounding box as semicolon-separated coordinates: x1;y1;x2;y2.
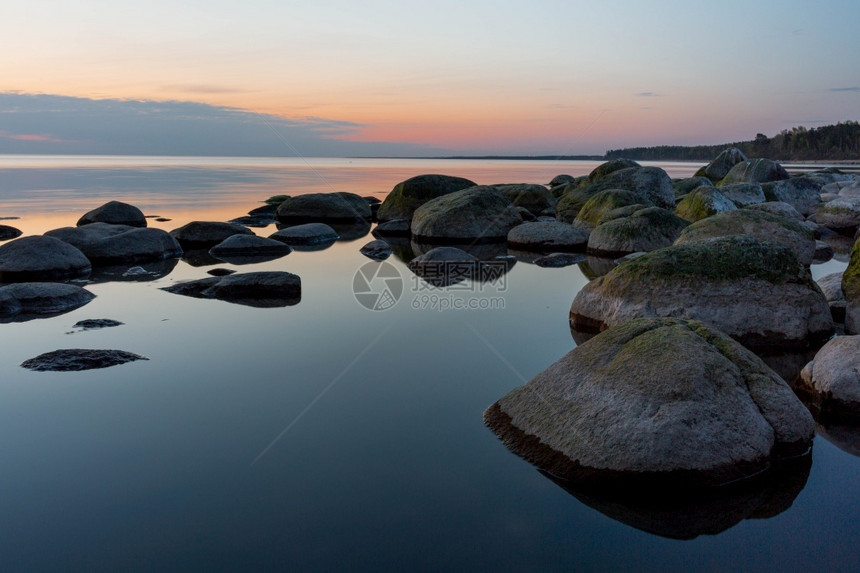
1;0;858;156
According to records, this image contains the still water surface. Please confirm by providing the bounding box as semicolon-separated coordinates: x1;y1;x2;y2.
0;157;857;571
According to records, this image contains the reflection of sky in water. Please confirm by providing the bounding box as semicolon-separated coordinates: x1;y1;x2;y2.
0;158;857;570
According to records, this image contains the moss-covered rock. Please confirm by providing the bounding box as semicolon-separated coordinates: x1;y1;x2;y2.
675;186;737;222
673;176;714;198
548;174;575;187
760;177;823;217
507;221;589;252
719;182;766;207
596;204;651;225
720;158;790;186
376;174;476;222
589;158;641;182
570;236;833;350
587;207;689;257
491;183;554;215
745;201;804;221
675;209;816;266
411;186;523;243
485;316;814;489
694;147;747;182
574;189;648;230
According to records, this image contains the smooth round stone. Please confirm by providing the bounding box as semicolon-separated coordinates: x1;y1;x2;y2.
0;283;95;321
0;236;91;282
77;201;147;228
269;223;339;246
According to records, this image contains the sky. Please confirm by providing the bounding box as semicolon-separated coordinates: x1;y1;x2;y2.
0;0;858;156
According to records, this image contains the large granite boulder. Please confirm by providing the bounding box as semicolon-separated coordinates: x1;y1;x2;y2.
815;197;860;235
411;186;523;243
570;236;833;350
761;177;823;216
574;189;649;230
161;271;301;308
276;192;371;222
485;317;814;489
582;166;675;209
720;183;766;207
491;184;554;215
798;336;860;422
507;221;589;252
694;147;748;182
0;236;91;282
675;186;737;222
843;240;860;334
0;283;95;322
720;159;790;186
587;207;689;257
77;201;147;228
674;210;816;266
169;221;254;248
46;223;182;265
376;174;477;222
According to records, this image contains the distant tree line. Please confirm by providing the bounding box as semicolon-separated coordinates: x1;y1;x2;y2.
604;121;860;161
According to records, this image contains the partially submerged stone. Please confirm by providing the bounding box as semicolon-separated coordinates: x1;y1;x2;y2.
161;271;301;308
586;207;689;257
359;239;392;261
169;221;254;248
269;223;339;246
73;318;124;330
411;186;523;243
0;283;95;322
674;209;816;266
534;253;586;268
46;223;183;265
485;317;814;489
21;349;148;371
506;221;589;252
798;336;860;422
0;236;91;282
0;225;23;241
570;236;833;350
372;219;411;237
77;201;146;228
209;235;292;257
376;174;477;222
275;192;371;222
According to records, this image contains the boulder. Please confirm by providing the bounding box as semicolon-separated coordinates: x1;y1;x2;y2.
46;223;183;265
720;158;790;186
694;147;748;182
276;192;371;222
0;283;95;322
376;174;477;222
548;174;575;187
269;223;339;246
570;236;833;350
815;197;860;235
817;272;846;322
588;159;641;182
77;201;146;228
587;207;689;257
798;336;860;422
582;166;675;209
161;271;301;308
596;204;651;225
411;186;523;243
21;349;148;371
761;177;823;216
491;183;554;215
485;317;814;489
673;176;714;198
169;221;254;248
843;240;860;334
0;225;23;241
359;239;392;261
0;236;91;282
745;201;804;221
675;186;737;222
506;221;589;252
674;210;816;266
719;183;766;207
574;189;649;230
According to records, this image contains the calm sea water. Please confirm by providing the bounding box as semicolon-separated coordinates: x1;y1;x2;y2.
0;156;857;572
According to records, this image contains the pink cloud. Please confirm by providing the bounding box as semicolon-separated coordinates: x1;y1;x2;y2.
0;130;67;143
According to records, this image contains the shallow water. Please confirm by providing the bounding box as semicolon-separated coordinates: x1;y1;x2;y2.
0;157;857;571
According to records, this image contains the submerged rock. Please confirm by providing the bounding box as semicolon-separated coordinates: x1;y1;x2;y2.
798;336;860;422
72;318;124;330
0;283;95;322
77;201;147;228
570;236;833;350
411;186;523;243
587;207;689;257
46;223;183;265
359;239;392;261
0;236;91;282
21;349;148;371
506;221;589;252
485;317;814;489
161;271;301;308
674;209;816;266
377;174;477;222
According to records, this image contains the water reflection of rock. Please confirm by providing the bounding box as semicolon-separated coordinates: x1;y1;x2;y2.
817;423;860;457
181;249;223;267
759;348;819;386
277;220;371;243
406;244;515;288
88;258;179;283
411;240;507;261
542;454;811;540
386;237;416;264
577;255;621;280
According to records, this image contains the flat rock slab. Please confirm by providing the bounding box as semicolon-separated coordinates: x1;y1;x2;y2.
21;349;148;371
0;283;95;322
161;271;301;308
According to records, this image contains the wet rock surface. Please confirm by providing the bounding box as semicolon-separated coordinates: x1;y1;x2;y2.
21;349;148;371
